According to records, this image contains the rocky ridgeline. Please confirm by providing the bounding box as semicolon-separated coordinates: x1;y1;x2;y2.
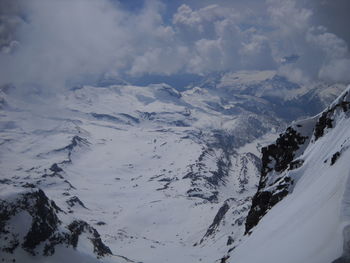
0;187;112;261
245;89;350;234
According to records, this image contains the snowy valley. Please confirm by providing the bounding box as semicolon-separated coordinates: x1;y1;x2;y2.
0;71;349;263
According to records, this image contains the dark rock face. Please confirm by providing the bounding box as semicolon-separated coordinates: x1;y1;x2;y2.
245;90;350;235
0;189;62;255
331;152;341;166
183;148;223;203
259;127;308;189
245;126;308;234
66;196;87;209
43;163;64;179
21;190;62;254
50;163;63;173
226;236;234;246
314;111;334;141
68;220;112;257
183;131;238;203
220;255;230;263
200;202;230;243
245;188;289;234
0;188;112;259
62;136;89;152
289;159;304;170
186;188;218;203
314;91;350;141
53;136;90;164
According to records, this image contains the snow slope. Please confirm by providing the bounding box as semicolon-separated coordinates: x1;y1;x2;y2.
229;86;350;263
0;83;266;263
0;72;346;262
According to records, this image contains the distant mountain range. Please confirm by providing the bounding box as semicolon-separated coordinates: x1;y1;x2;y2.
0;71;348;263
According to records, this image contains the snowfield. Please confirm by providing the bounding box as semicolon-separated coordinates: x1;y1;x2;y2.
0;73;348;263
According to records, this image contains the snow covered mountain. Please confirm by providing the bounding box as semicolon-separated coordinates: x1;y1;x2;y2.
229;85;350;263
0;71;347;263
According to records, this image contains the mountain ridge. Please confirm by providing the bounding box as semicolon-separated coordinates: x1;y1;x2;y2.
0;73;348;262
228;85;350;263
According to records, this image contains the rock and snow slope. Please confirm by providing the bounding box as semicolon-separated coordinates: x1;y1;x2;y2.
0;83;268;263
229;86;350;263
0;72;347;262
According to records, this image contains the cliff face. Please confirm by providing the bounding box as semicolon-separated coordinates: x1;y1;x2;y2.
0;186;114;262
245;124;313;233
228;86;350;263
245;89;350;234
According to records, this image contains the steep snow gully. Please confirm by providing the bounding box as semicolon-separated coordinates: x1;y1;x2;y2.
0;76;349;263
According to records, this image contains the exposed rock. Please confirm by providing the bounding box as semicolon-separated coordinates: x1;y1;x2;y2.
21;190;62;254
331;152;341;166
289;159;304;170
66;196;87;209
220;255;230;263
0;189;61;255
49;163;63;173
68;220;112;257
53;136;90;164
314;91;350;141
200;202;230;243
314;111;333;141
0;188;112;259
245;90;350;235
260;127;308;188
245;126;309;234
226;236;234;246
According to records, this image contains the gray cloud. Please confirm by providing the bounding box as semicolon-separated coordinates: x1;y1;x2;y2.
308;0;350;46
265;0;350;84
0;0;129;91
0;0;23;53
0;0;349;93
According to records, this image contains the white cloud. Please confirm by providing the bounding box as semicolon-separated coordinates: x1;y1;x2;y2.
266;0;350;84
188;38;224;74
0;0;349;93
130;46;189;76
267;0;312;35
0;0;179;91
0;0;129;91
173;4;237;33
306;28;348;59
173;3;276;74
318;59;350;83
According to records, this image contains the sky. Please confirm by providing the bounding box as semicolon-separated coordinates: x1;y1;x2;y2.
0;0;349;92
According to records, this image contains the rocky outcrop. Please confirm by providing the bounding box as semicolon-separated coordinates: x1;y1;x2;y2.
0;187;112;260
259;127;308;188
67;220;112;257
0;189;62;255
246;127;309;233
200;202;230;243
52;135;90;164
245;125;310;234
314;91;350;141
245;89;350;235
